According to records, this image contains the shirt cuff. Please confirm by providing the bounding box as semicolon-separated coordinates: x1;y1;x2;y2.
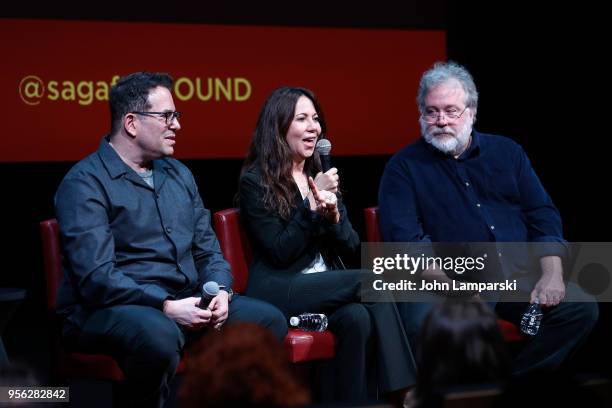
142;284;172;310
531;237;569;259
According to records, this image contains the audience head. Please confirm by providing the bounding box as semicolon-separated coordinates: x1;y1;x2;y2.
415;299;511;404
179;322;310;408
0;362;39;387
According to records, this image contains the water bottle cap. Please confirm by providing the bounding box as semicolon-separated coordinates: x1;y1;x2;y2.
289;316;299;326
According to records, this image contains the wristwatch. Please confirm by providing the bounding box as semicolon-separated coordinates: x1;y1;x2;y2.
218;285;234;302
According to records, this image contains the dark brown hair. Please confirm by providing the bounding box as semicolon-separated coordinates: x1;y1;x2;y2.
179;322;310;408
241;87;327;219
415;299;511;404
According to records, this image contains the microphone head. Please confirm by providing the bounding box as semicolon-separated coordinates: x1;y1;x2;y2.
315;138;332;155
199;281;220;309
202;281;220;297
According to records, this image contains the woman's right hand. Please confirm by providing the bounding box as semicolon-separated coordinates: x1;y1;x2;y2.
314;168;339;193
307;177;340;224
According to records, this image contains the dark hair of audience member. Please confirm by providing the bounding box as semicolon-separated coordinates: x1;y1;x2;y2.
415;299;511;405
179;322;310;408
0;362;39;386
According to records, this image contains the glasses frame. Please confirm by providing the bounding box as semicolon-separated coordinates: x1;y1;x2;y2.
131;111;182;125
421;106;468;124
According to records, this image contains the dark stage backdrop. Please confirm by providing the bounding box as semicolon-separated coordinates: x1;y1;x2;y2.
0;2;609;384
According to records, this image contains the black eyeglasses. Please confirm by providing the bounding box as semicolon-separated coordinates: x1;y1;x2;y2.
131;111;182;125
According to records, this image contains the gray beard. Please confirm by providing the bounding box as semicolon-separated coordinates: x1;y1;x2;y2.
421;119;473;156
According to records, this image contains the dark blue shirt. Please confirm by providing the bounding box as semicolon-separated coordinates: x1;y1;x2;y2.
378;131;566;287
55;138;232;328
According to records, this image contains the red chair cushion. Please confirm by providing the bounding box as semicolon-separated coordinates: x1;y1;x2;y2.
59;352;186;381
497;318;525;342
212;209;252;294
213;209;337;363
284;329;336;363
40;218;186;381
363;206;382;242
60;352;126;381
40;219;62;311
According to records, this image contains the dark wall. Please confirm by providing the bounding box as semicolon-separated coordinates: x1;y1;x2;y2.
1;2;609;381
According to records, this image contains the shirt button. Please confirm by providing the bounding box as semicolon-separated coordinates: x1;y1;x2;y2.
166;227;172;233
465;181;470;187
490;225;495;230
498;252;502;257
476;203;481;208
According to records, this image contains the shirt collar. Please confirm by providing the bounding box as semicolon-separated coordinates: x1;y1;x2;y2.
456;130;481;161
98;136;173;181
99;136;131;179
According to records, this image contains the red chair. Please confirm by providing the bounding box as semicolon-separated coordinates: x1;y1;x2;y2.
212;208;335;363
362;206;525;343
39;219;185;381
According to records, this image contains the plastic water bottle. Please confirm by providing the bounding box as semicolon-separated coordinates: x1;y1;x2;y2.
520;300;543;336
289;313;328;332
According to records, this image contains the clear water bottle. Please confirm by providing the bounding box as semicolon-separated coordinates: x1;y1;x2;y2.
520;300;543;336
289;313;328;332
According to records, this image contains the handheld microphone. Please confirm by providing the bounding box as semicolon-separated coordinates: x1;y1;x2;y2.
198;281;220;309
316;138;332;172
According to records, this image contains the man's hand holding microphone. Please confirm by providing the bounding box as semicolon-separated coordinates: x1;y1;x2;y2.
163;281;231;330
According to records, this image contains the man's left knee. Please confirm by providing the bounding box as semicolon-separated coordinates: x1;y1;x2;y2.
575;301;599;332
259;305;288;340
554;301;599;336
231;297;288;340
